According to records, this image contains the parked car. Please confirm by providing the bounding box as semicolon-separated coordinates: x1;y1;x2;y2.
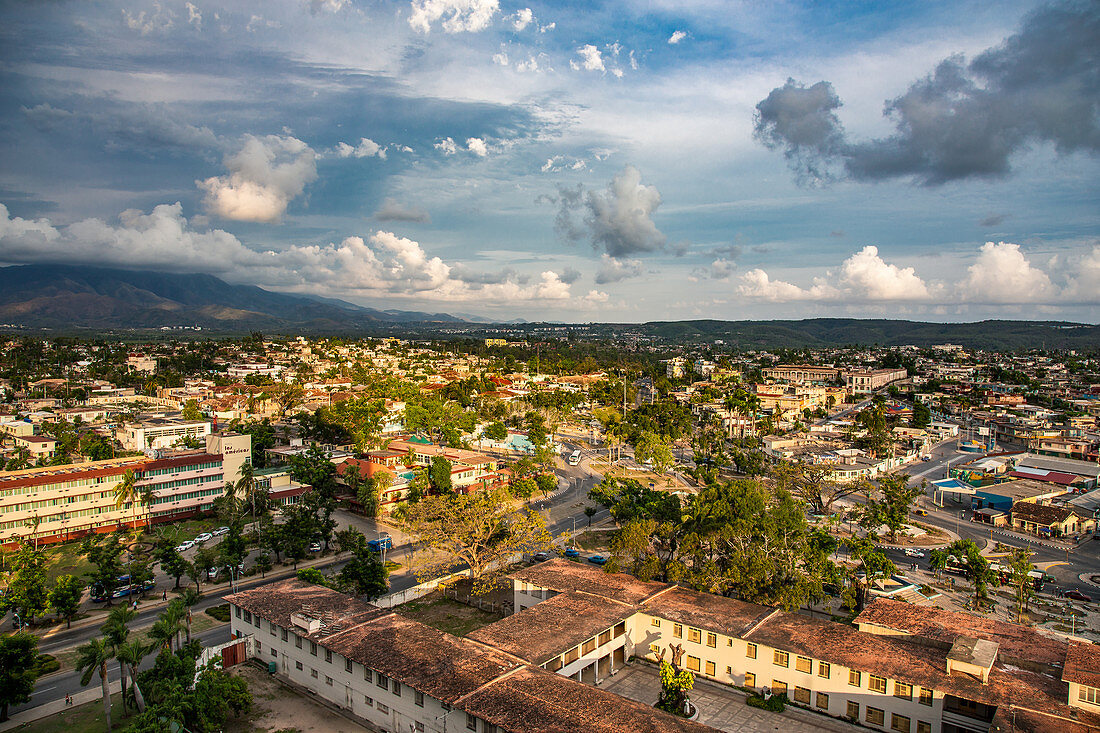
175;541;194;553
913;509;928;516
308;541;322;552
212;526;230;536
1064;589;1092;602
533;552;550;561
563;548;581;558
194;532;213;543
207;566;219;579
587;555;609;565
904;548;926;558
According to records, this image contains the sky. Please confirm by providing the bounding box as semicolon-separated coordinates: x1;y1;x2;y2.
0;0;1097;323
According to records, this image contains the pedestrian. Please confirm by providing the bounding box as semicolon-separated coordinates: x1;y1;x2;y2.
65;693;72;706
162;589;167;600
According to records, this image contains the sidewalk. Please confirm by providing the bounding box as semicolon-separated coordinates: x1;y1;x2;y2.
0;680;121;732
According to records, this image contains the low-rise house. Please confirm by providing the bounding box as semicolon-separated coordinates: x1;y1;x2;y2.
1009;502;1096;538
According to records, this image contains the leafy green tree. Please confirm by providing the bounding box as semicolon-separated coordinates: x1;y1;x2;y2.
589;478;680;524
158;545;190;589
1009;547;1035;624
194;546;219;582
219;522;248;573
931;539;997;606
255;553;273;578
335;526;367;557
5;542;48;624
842;536;896;613
296;567;328;586
634;431;675;476
430;455;453;493
0;632;40;721
103;606;134;711
510;476;537;499
874;474;922;541
484;421;508;442
182;399;202;421
258;516;285;562
48;574;84;628
911;401;931;428
536;473;556;497
83;533;125;605
280;503;315;567
339;545;390;599
76;636;115;732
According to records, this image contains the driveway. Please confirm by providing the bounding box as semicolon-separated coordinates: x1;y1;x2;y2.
599;663;862;733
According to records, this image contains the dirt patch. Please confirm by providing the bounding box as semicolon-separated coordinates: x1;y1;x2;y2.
396;591;503;637
226;663;371;733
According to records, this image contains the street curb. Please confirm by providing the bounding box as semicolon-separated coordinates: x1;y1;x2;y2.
0;679;122;732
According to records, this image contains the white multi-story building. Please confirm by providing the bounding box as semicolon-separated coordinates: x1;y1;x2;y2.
116;417;212;451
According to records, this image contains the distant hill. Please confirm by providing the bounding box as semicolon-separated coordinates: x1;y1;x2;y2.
0;264;466;332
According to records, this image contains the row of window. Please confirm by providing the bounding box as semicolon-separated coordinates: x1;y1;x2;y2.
846;701;930;733
544;622;627;671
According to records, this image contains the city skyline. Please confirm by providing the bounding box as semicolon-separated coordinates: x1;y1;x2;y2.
0;0;1097;323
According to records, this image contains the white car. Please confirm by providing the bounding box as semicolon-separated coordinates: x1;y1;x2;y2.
175;540;194;553
212;526;230;536
904;548;926;558
194;532;213;543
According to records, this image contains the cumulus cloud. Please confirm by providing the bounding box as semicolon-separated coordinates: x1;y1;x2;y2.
122;3;175;34
755;1;1100;185
373;198;430;223
739;245;931;302
559;266;582;284
511;7;533;31
466;137;488;156
668;30;687;44
571;44;604;72
434;137;458;155
197;134;317;223
737;269;810;302
692;258;738;281
595;254;644;284
409;0;499;34
333;138;386;159
957;241;1056;303
0;202;606;307
540;155;585;172
551;166;668;258
309;0;349;13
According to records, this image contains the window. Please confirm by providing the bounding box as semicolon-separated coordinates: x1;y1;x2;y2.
744;672;756;688
598;630;611;646
686;656;700;672
869;674;887;694
295;661;303;670
377;703;389;714
392;680;401;697
746;642;757;659
849;670;862;687
243;610;252;624
310;669;318;679
416;723;425;732
364;696;373;706
866;706;885;726
847;701;860;719
415;690;425;707
795;656;812;674
325;676;333;686
648;644;659;657
235;607;241;618
891;714;911;733
706;633;717;648
295;635;302;649
673;623;682;638
771;680;787;695
705;661;715;676
270;625;276;637
651;618;661;627
546;656;563;672
281;628;288;642
919;687;933;706
773;650;789;667
816;692;829;710
818;662;830;678
616;621;628;637
466;713;478;731
271;648;277;657
377;673;389;689
894;681;912;700
793;686;811;704
582;638;596;655
565;646;580;663
727;638;733;647
345;659;353;673
688;628;701;644
916;722;931;733
364;668;372;683
1080;686;1100;705
325;650;332;663
310;641;317;657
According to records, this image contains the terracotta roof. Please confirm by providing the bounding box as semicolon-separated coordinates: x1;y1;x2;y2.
854;597;1068;669
460;665;714;733
1011;502;1088;525
991;705;1100;733
509;559;668;606
638;586;775;640
1064;641;1100;689
466;590;634;665
225;579;383;634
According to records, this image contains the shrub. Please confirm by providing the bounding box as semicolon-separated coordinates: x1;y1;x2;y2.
746;693;786;712
296;568;329;587
206;603;231;622
34;654;60;676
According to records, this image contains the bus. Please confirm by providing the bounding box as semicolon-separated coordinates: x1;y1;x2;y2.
567;450;581;466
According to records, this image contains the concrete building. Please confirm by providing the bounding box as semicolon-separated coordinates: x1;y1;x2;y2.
844;368;908;394
13;434;56;459
664;357;687;380
763;365;840;385
117;416;213;451
0;432;251;547
226;363;284;379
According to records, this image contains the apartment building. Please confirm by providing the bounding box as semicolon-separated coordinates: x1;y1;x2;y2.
844;368;908;393
385;439;508;493
116;416;212;451
225;580;710;733
0;432;251;547
763;365;840;385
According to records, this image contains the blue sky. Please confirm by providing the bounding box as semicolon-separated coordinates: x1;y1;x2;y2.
0;0;1097;322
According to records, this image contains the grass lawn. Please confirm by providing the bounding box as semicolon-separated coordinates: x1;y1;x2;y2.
8;692;133;733
397;593;501;637
41;542;95;585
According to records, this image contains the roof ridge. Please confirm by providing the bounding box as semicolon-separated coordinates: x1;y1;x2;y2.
451;661;529;707
742;607;782;639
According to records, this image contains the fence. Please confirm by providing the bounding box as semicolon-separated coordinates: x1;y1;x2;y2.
371;552;523;608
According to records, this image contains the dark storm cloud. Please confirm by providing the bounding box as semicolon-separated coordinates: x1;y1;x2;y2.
754;0;1100;186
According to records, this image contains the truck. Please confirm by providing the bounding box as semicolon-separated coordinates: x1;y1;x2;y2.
367;535;393;553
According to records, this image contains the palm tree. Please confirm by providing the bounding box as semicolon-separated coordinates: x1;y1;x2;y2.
115;639;148;713
104;607;134;710
75;637;114;733
112;469;139;534
148;616;180;653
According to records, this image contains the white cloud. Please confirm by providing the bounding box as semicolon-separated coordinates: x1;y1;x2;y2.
540;155;585;173
0;203;61;245
511;8;533;31
122;3;175;34
333;137;386;159
434;137;458;155
185;2;202;29
595;254;644;284
466;137;488;157
737;269;809;301
585;165;666;257
611;68;624;79
571;44;605;72
515;55;541;72
840;245;930;300
1063;246;1100;302
958;241;1057;303
196;134;317;223
492;50;508;66
309;0;349;13
408;0;499;34
668;30;687;44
